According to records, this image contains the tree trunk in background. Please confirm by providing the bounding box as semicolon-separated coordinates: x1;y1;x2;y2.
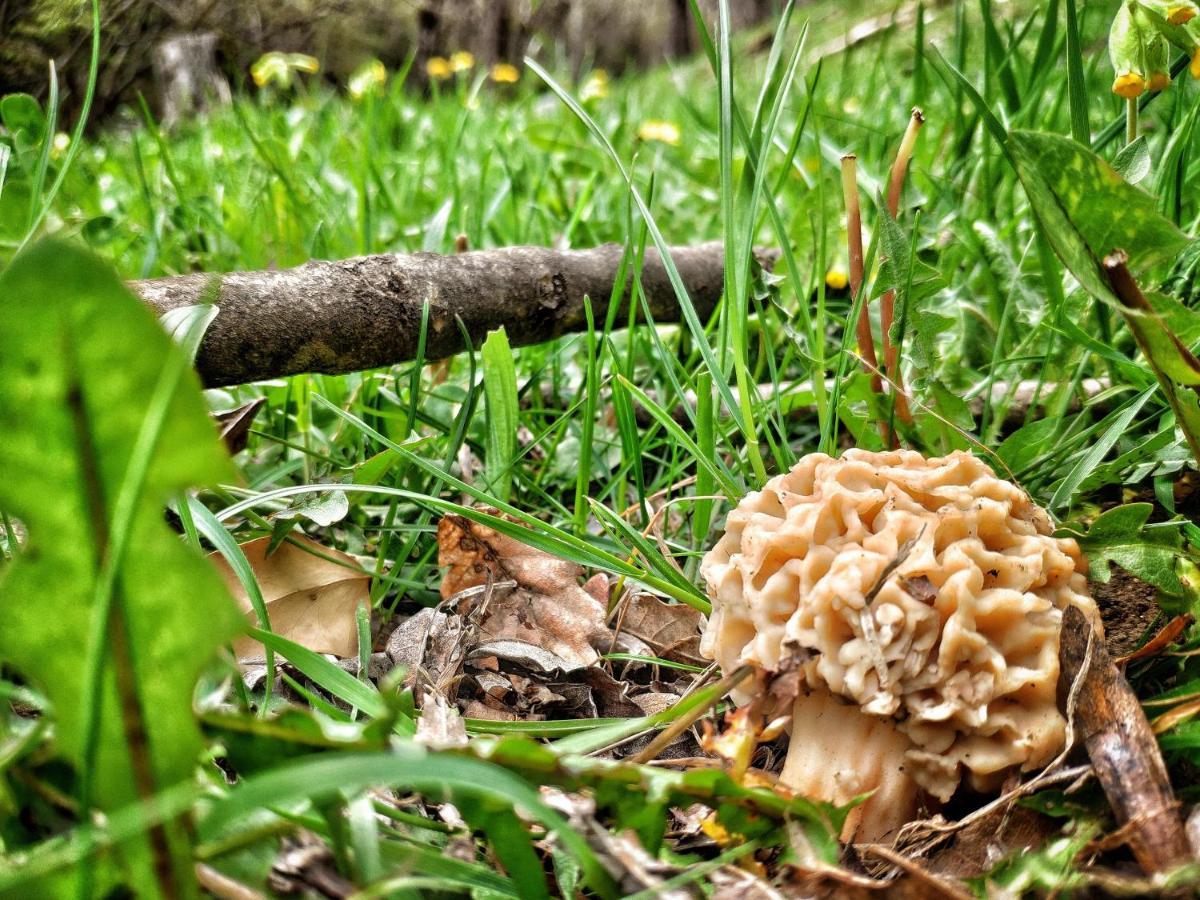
153;33;231;127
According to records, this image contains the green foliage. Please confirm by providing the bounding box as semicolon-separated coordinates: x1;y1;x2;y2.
481;327;519;503
0;242;243;894
3;0;1200;893
1059;503;1199;609
1010;129;1187;306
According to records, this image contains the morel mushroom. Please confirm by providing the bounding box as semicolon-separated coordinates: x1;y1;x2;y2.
700;449;1100;842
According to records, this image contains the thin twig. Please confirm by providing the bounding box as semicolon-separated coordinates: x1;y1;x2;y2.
631;664;752;763
841;155;881;401
880;107;924;434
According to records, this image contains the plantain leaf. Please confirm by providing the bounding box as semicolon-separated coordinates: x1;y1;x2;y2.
0;241;243;896
1009;130;1187;306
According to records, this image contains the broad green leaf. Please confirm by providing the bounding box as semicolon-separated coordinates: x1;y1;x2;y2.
1112;134;1151;185
1059;503;1189;597
0;241;243;895
1009;130;1187;306
481;327;518;503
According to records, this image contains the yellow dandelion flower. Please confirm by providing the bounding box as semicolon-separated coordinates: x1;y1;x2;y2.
1112;71;1146;98
1149;71;1172;90
581;69;610;101
825;269;849;291
426;56;452;80
1192;49;1200;79
636;119;681;146
450;51;475;72
490;62;520;84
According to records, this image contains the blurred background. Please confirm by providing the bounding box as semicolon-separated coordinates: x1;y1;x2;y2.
1;0;783;122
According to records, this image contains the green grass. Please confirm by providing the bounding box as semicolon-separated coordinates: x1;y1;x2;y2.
4;0;1200;894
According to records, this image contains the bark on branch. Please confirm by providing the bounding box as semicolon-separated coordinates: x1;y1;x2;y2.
132;242;751;387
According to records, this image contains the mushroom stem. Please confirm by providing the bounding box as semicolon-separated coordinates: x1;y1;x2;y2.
779;688;920;843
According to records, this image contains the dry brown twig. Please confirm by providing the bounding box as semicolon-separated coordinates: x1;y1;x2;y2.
1058;604;1194;877
841;154;881;401
879;107;925;434
132;242;772;387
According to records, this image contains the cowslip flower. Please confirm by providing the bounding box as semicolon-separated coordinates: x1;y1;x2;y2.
251;51;319;89
426;56;452;80
1113;71;1147;97
1109;0;1200;96
1141;0;1198;24
450;51;475;72
636;120;681;146
490;62;520;84
581;69;609;101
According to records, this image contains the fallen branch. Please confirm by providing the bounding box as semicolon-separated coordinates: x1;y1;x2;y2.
1058;605;1193;877
133;242;758;388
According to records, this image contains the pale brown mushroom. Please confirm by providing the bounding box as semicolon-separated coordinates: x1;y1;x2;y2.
700;449;1100;842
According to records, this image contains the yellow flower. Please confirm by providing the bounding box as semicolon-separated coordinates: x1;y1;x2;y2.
825;269;849;291
348;59;387;101
490;62;520;84
1149;70;1172;90
450;51;475;72
251;52;319;89
581;69;609;101
636;119;681;146
426;56;452;80
1112;71;1147;97
1193;48;1200;78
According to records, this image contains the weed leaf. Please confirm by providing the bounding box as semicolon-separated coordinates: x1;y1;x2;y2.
481;327;519;503
1059;503;1190;599
1009;130;1186;306
0;241;242;894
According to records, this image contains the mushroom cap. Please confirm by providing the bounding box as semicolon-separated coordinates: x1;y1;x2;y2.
700;449;1099;801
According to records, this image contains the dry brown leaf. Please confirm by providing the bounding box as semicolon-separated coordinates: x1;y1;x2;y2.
414;690;468;749
384;608;468;693
213;398;265;455
436;512;608;668
210;535;369;660
616;593;705;664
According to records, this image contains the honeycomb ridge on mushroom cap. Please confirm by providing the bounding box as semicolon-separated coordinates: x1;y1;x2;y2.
699;449;1099;802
